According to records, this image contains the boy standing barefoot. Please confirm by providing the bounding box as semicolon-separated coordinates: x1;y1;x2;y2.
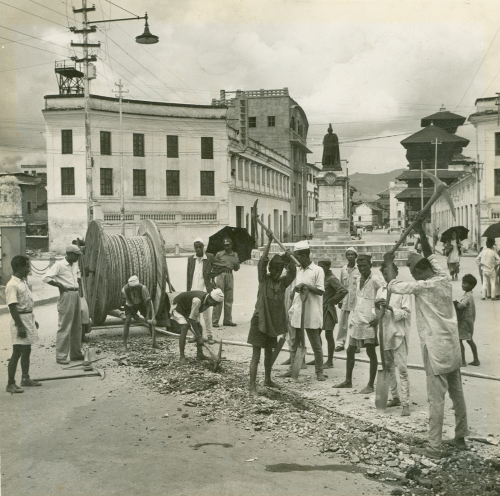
6;255;41;393
455;274;479;367
248;230;296;396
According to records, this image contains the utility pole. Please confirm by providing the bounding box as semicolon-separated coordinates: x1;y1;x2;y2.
496;93;500;127
71;1;99;225
115;80;128;236
431;138;442;251
476;127;482;252
420;160;424;211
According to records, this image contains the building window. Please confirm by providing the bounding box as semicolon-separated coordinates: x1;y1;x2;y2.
245;163;249;181
100;168;113;195
248;117;256;128
61;130;73;154
133;169;146;196
61;167;75;195
133;134;145;157
26;201;32;214
100;131;111;155
167;135;179;158
495;169;500;196
201;137;213;159
251;165;255;183
200;171;214;196
166;170;180;196
496;133;500;156
267;116;275;127
358;216;362;221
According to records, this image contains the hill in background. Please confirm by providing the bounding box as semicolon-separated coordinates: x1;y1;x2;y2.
349;168;406;202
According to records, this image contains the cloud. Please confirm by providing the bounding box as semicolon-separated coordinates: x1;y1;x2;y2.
0;155;22;173
1;0;499;174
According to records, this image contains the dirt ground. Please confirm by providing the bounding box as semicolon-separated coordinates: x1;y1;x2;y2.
2;249;500;496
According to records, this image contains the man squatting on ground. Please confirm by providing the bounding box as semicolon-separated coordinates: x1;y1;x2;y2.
335;247;359;352
385;226;468;458
186;237;215;343
454;274;480;367
121;275;153;350
375;261;411;416
171;288;224;364
212;237;240;327
334;253;383;394
6;255;41;393
247;229;296;396
42;244;84;365
316;258;348;368
286;240;327;382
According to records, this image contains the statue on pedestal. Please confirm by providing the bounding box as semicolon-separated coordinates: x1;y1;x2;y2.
322;124;342;171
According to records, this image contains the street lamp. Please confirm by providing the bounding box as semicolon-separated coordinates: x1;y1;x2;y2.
340;159;350;231
71;1;159;227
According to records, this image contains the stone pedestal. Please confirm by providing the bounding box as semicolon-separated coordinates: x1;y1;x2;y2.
0;176;26;284
313;170;350;241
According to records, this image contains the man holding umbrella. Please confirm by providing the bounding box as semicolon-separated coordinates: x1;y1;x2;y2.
212;237;240;327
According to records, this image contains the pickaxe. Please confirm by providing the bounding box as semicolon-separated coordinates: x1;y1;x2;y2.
390;170;455;254
33;366;106;382
252;200;300;266
375;170;455;411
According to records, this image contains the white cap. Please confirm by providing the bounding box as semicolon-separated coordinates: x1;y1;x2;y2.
294;240;309;251
345;246;358;255
210;288;224;302
128;275;140;287
193;237;204;245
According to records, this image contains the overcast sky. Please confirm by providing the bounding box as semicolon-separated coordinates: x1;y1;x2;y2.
2;0;500;175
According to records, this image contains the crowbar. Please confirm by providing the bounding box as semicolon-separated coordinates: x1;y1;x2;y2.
33;366;105;382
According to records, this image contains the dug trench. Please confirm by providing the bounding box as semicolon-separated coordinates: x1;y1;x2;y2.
92;333;500;496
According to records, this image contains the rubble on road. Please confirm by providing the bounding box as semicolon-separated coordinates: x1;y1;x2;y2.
97;335;500;496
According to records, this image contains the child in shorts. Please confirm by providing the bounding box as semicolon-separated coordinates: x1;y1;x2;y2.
454;274;479;366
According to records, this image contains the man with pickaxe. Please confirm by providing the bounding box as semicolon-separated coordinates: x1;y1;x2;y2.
383;172;468;458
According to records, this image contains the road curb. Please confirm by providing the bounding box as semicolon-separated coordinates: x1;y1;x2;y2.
0;295;59;316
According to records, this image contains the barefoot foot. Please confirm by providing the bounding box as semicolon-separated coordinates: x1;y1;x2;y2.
179;357;188;365
334;380;352;388
402;406;410;416
264;380;281;389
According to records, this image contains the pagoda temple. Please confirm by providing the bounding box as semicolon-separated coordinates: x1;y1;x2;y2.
396;107;473;222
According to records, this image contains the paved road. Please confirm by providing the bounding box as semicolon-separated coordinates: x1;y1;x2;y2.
2;240;499;495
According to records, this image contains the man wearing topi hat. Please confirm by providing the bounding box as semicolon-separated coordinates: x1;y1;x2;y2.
171;288;224;365
287;240;326;381
186;237;215;343
121;275;152;350
385;225;468;458
42;245;84;364
336;247;360;351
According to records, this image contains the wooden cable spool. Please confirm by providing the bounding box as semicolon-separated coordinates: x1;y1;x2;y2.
81;220;167;326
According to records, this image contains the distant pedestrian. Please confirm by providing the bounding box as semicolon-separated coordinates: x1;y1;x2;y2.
248;230;296;396
42;245;83;365
376;261;411;416
5;256;41;393
121;275;152;350
444;231;461;280
187;237;215;343
334;254;383;394
454;274;479;367
286;240;326;382
335;247;359;351
212;237;240;327
317;258;348;368
475;238;500;300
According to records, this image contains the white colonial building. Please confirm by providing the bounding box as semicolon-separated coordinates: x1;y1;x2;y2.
389;181;406;229
353;202;382;227
42;94;291;250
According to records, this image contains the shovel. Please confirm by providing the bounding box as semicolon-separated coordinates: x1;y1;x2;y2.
375;291;392;411
270;336;287;367
291;289;308;381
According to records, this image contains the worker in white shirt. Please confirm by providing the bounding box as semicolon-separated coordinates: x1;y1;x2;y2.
475;238;500;300
42;245;83;365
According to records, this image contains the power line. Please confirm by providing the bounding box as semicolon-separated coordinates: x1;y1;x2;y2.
0;35;68;57
0;1;68;28
454;25;500;110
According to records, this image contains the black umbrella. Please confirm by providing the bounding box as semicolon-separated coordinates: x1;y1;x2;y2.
206;226;255;263
482;222;500;239
440;226;469;243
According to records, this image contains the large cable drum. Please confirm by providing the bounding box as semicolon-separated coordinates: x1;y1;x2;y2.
81;219;167;326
